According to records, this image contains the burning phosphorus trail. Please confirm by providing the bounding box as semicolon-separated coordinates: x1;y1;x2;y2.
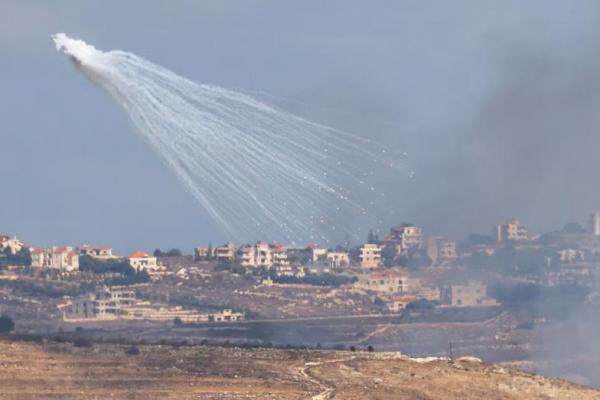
52;33;405;242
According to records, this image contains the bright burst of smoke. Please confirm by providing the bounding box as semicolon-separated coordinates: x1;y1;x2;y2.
53;33;405;243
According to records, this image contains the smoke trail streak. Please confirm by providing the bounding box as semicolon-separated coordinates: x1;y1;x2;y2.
52;33;404;242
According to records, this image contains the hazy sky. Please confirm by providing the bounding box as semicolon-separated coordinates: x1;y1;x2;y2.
2;1;600;253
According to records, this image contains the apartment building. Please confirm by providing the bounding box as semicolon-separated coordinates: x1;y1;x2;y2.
128;251;158;272
359;243;382;268
237;242;289;268
356;270;412;293
496;218;528;243
445;281;498;307
326;251;350;269
0;235;24;254
215;242;235;263
59;286;208;322
390;223;424;251
30;246;79;272
426;236;458;266
78;245;114;259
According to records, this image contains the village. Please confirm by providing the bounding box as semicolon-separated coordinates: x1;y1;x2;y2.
1;211;600;332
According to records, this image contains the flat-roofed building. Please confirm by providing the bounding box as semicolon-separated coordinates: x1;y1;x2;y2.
427;236;458;266
360;243;382;268
496;218;528;243
78;245;114;259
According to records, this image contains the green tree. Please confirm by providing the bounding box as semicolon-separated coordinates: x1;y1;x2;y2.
0;315;15;333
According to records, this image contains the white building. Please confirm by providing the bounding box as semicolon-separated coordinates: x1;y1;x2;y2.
128;251;158;272
31;247;79;272
589;212;600;236
78;245;114;259
359;243;382;268
496;218;528;243
390;223;424;252
0;235;25;254
326;251;350;269
237;242;289;268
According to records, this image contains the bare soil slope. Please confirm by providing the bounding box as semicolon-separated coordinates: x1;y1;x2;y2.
0;339;598;400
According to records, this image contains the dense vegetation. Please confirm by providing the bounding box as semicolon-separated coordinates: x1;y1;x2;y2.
79;255;150;285
0;247;31;268
0;315;15;333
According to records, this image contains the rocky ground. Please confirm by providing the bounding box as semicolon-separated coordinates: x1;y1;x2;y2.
0;339;598;399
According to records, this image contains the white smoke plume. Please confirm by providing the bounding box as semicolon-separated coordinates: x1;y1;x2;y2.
53;33;403;243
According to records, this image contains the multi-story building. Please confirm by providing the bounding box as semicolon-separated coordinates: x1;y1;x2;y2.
387;295;417;312
0;235;24;255
356;270;412;293
326;251;350;269
390;223;424;252
128;251;158;272
237;242;289;268
78;245;114;259
558;248;585;263
270;243;290;267
275;264;306;277
307;243;328;263
589;212;600;236
426;236;458;266
214;242;235;263
30;247;79;272
359;243;382;268
194;246;213;261
445;281;497;307
238;245;255;267
496;218;528;243
59;286;210;323
208;309;244;322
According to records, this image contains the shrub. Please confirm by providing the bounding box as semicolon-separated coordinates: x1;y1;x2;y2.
0;315;15;333
73;337;93;348
367;345;374;352
126;345;140;355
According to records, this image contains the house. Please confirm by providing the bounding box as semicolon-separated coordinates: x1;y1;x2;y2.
214;242;235;263
496;218;528;243
426;236;458;266
359;243;382;268
237;242;289;268
30;247;79;272
275;264;306;277
78;245;114;259
308;243;328;264
128;251;158;272
238;245;255;267
194;246;216;261
326;252;350;269
387;295;417;312
59;286;207;322
208;309;244;322
445;281;497;307
356;270;413;293
390;223;424;252
270;243;290;267
558;248;585;263
0;235;24;254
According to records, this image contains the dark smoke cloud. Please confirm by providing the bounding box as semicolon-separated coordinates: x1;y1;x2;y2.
403;36;600;239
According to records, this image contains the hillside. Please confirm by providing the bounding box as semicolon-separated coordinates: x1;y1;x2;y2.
0;339;598;399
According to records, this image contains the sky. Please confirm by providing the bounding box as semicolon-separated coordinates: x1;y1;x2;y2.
2;1;600;253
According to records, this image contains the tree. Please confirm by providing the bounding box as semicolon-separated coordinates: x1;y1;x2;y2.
367;229;380;245
173;317;183;327
126;345;141;355
0;315;15;333
381;244;398;267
